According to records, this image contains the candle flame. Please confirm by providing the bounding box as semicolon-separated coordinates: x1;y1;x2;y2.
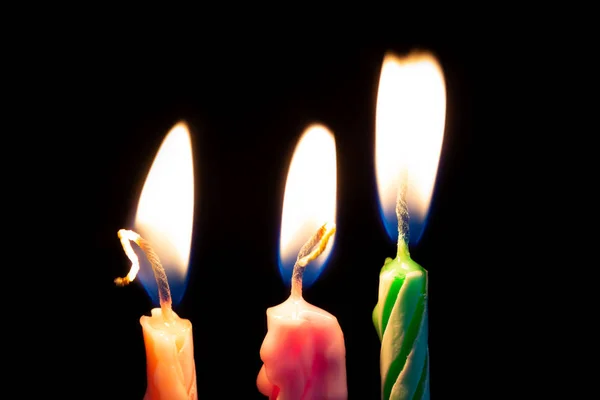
279;124;337;288
375;51;446;245
131;121;195;306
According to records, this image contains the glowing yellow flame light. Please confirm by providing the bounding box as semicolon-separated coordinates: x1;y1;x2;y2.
133;122;195;304
375;52;446;243
279;124;337;287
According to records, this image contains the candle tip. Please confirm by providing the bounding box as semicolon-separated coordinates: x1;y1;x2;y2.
114;276;130;287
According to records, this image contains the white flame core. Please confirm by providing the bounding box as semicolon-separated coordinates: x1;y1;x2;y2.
134;122;195;279
279;124;337;278
375;52;446;241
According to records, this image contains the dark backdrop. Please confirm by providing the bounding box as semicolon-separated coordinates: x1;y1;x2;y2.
58;39;491;399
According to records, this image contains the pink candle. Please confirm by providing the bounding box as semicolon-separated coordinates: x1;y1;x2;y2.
257;223;347;400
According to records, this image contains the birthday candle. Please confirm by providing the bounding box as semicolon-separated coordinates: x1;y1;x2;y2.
257;124;347;399
371;51;446;400
117;229;197;400
115;122;197;399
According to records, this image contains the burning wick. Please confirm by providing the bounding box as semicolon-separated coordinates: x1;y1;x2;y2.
291;222;336;299
115;229;174;322
396;170;410;258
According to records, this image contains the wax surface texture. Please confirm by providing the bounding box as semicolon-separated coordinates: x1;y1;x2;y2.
140;308;197;400
257;296;347;400
372;255;429;400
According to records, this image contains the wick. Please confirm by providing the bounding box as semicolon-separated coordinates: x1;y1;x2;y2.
291;222;337;299
396;170;410;258
115;229;174;322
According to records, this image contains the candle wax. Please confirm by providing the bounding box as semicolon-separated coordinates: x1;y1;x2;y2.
257;295;347;400
372;253;429;400
141;308;198;400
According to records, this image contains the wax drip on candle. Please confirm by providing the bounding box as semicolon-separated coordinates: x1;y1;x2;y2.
396;170;410;258
291;222;336;299
115;229;174;322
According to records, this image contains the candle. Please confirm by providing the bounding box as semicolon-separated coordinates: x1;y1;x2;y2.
115;122;197;400
257;124;347;400
371;52;446;400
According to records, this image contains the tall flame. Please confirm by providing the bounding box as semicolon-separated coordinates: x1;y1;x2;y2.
278;124;337;288
375;51;446;244
133;121;195;305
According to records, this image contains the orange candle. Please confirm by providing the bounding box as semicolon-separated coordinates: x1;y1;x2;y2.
117;230;197;400
114;122;197;399
141;309;197;399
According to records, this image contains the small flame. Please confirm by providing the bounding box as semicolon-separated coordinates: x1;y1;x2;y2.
278;124;337;288
375;51;446;244
133;121;195;305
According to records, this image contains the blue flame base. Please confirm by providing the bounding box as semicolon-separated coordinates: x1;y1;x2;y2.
278;255;328;289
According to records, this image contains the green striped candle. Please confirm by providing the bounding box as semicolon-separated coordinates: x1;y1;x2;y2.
372;50;446;400
372;239;429;400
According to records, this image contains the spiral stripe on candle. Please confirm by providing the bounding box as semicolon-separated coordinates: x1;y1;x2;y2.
388;307;428;400
376;268;428;400
374;265;397;340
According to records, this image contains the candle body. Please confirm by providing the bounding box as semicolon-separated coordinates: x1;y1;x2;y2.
372;255;429;400
257;296;347;400
140;308;198;400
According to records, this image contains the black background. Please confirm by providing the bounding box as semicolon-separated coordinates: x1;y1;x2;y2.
50;37;497;399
